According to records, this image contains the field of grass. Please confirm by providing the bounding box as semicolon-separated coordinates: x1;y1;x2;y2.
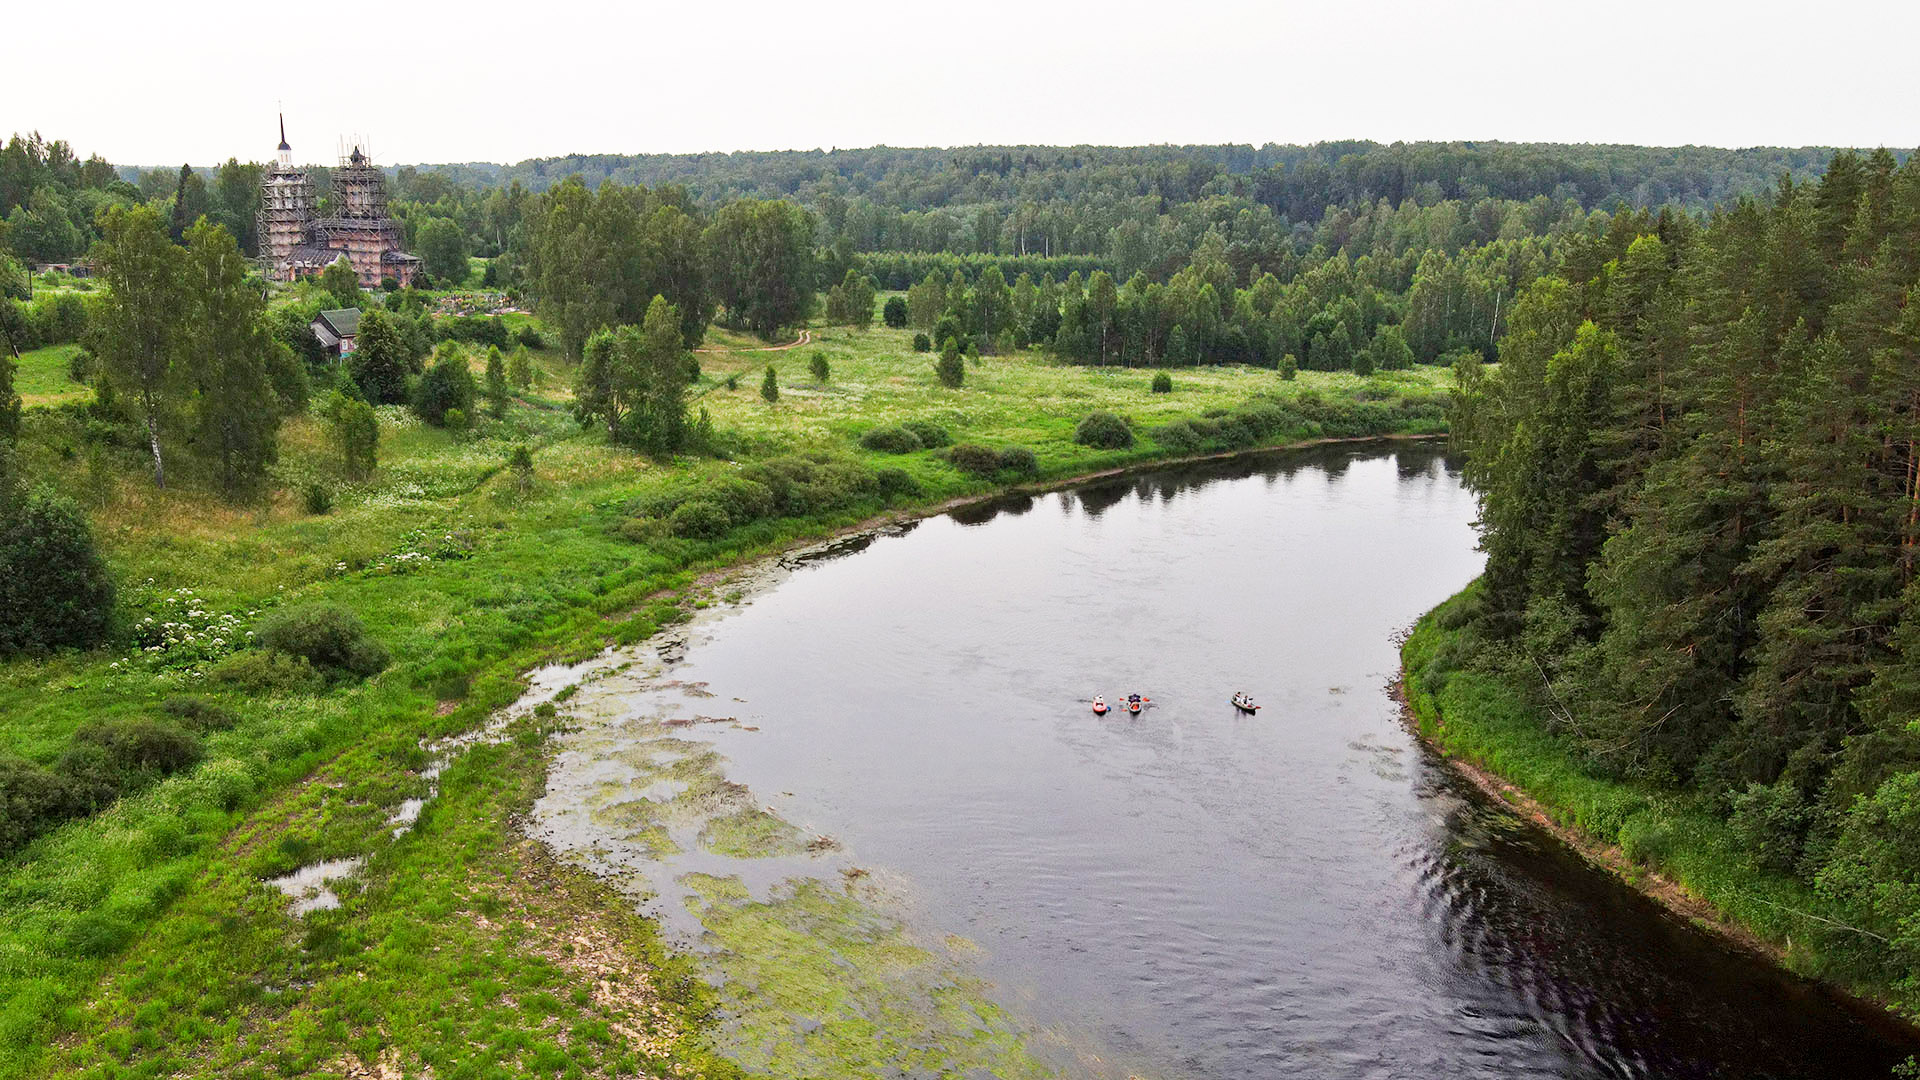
0;303;1454;1077
1401;585;1913;1015
12;345;89;409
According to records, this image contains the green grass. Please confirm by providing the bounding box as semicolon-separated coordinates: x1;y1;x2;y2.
1402;585;1912;1010
13;345;88;409
0;310;1455;1077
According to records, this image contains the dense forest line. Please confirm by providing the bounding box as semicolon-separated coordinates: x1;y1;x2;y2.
1444;148;1920;991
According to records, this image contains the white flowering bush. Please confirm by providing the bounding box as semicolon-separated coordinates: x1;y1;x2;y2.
124;581;256;671
375;405;421;431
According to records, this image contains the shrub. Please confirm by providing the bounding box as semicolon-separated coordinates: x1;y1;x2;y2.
948;443;1002;476
760;365;779;403
875;467;920;499
158;697;241;733
255;603;390;680
414;347;477;426
264;342;310;414
443;407;468;432
508;347;535;391
508;444;534;492
883;296;908;328
1074;411;1135;450
725;373;740;391
935;345;965;388
324;394;379;480
859;425;923;454
912;333;931;353
56;719;203;811
902;413;956;443
997;446;1039;477
0;485;116;656
1151;371;1172;394
211;648;329;694
810;351;830;383
744;455;876;516
1152;419;1204;454
303;481;333;515
668;498;732;540
515;325;545;350
0;756;76;854
68;347;96;383
1279;354;1298;381
484;346;510;418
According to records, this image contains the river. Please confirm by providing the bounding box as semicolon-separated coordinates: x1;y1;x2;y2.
532;442;1918;1079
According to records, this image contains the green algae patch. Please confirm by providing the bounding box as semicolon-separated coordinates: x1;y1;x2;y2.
699;806;808;858
684;874;1055;1079
533;637;1064;1077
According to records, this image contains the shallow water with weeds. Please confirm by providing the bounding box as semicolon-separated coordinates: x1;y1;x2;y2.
532;442;1920;1079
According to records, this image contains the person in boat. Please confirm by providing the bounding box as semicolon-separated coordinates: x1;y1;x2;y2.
1128;693;1142;704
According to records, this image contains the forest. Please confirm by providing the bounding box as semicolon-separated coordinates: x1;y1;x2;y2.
1436;148;1920;996
7;124;1920;1074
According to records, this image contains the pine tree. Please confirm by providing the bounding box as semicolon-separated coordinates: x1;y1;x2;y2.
485;346;510;418
508;345;533;391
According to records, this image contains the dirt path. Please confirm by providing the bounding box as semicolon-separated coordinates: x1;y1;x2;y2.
694;329;811;354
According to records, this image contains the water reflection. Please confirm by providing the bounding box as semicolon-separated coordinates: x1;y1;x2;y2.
550;441;1917;1080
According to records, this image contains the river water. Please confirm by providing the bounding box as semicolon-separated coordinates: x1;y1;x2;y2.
536;443;1918;1079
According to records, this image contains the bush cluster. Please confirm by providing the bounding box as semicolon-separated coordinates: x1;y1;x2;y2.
1147;390;1446;454
435;315;511;348
947;443;1038;478
1073;411;1134;450
900;419;950;447
0;292;91;352
1151;372;1173;394
213;603;388;692
623;453;889;543
414;348;478;427
859;425;922;453
256;604;391;679
0;707;220;854
0;482;115;656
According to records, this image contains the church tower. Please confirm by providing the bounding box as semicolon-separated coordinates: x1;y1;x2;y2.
257;113;315;264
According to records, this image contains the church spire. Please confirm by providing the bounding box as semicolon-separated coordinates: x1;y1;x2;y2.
277;112;290;152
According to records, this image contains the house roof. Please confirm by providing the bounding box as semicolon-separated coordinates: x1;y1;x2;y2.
313;308;361;340
285;244;341;267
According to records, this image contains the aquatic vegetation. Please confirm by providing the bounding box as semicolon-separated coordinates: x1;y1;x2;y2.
685;874;1054;1080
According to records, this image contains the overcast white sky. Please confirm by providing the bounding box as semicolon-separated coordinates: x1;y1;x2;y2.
10;0;1917;167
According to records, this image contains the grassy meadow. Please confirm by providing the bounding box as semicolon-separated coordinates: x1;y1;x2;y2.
1;297;1453;1078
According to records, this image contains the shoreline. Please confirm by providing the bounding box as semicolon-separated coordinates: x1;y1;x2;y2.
1390;672;1920;1042
674;431;1449;595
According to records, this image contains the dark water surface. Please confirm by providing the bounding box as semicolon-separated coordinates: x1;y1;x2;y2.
620;444;1919;1078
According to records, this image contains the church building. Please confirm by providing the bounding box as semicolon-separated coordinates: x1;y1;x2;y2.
257;116;420;288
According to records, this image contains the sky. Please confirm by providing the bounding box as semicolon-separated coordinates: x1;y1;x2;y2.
10;0;1918;168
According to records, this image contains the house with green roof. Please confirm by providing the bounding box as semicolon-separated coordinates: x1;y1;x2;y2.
310;308;362;357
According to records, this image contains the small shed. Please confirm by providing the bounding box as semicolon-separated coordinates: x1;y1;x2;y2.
311;308;363;357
